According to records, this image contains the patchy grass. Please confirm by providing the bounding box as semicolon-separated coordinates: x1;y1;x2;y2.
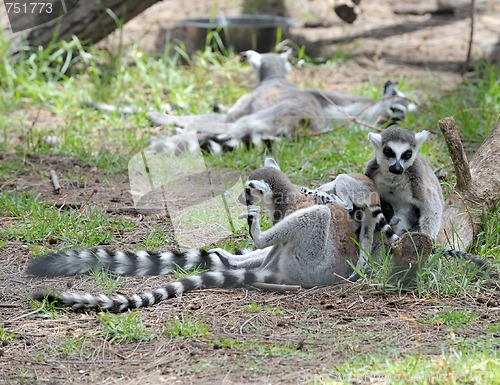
0;191;134;253
165;314;211;338
96;312;158;343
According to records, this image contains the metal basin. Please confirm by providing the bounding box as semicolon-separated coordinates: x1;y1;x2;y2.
178;15;293;53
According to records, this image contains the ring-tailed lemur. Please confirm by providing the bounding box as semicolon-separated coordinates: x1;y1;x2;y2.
27;158;360;311
148;50;416;154
308;80;417;128
301;172;400;280
302;127;487;273
364;126;488;268
365;126;442;237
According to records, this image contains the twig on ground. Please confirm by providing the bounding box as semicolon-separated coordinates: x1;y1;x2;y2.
4;299;46;325
50;169;61;194
252;282;302;292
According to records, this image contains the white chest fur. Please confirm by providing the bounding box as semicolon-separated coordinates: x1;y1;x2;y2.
372;171;417;233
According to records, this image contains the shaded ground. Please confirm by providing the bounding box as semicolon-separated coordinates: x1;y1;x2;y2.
1;0;500;384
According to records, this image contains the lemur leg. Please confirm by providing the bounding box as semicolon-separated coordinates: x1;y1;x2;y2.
239;205;332;250
300;186;351;209
348;209;374;281
226;93;255;122
417;196;443;238
209;247;272;269
147;111;226;129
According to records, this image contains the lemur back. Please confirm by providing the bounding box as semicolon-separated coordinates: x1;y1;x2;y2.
27;158;359;311
301;172;399;280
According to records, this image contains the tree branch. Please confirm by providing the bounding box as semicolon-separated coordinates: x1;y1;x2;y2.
438;116;472;191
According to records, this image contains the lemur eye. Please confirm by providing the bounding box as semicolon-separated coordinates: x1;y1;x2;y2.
402;150;413;160
383;147;395;158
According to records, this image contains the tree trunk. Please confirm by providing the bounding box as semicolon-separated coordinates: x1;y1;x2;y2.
3;0;162;50
437;116;500;251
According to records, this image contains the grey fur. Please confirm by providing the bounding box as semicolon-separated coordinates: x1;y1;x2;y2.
364;126;488;269
365;126;443;237
148;52;416;154
301;172;400;280
28;158;358;311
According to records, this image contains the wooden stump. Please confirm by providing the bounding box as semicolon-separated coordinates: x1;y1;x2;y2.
390;232;433;287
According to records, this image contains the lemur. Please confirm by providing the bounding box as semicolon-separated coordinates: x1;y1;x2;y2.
303;126;488;274
364;126;488;268
301;173;399;280
148;50;416;154
365;126;442;237
27;158;360;311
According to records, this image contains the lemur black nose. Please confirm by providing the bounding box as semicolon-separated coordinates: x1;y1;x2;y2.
389;164;404;174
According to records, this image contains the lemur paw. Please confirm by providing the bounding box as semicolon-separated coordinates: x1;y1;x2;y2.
314;191;335;205
389;217;401;226
238;205;261;220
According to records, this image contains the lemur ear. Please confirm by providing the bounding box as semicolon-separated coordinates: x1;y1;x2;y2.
383;80;396;97
368;132;382;149
264;157;281;170
415;130;430;149
280;48;293;72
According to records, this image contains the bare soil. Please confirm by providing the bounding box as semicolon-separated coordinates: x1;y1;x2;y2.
1;1;500;384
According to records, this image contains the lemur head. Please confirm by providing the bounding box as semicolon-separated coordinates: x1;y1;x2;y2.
368;127;429;175
380;80;418;124
241;49;292;82
238;158;294;223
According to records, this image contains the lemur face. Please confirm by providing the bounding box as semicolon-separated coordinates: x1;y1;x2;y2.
382;81;418;123
368;128;429;175
381;141;416;174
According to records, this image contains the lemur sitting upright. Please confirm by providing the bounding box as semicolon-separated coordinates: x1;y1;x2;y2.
365;126;443;237
303;126;488;275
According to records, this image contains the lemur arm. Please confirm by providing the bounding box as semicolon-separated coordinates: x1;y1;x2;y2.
240;205;332;250
417;197;443;238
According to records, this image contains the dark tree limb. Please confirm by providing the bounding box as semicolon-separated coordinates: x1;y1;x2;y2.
4;0;163;50
438;116;500;250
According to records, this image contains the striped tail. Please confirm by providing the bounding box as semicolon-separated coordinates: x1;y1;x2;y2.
370;207;400;244
199;133;273;155
26;248;227;277
33;269;275;312
436;248;489;269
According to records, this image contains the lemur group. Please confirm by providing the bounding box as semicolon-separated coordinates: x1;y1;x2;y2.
27;50;488;312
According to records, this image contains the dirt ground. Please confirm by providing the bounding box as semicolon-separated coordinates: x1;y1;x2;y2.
1;1;500;384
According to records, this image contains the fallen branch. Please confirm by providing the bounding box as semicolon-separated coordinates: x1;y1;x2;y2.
252;282;302;292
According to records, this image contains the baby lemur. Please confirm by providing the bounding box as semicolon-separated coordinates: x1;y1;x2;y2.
27;158;360;311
